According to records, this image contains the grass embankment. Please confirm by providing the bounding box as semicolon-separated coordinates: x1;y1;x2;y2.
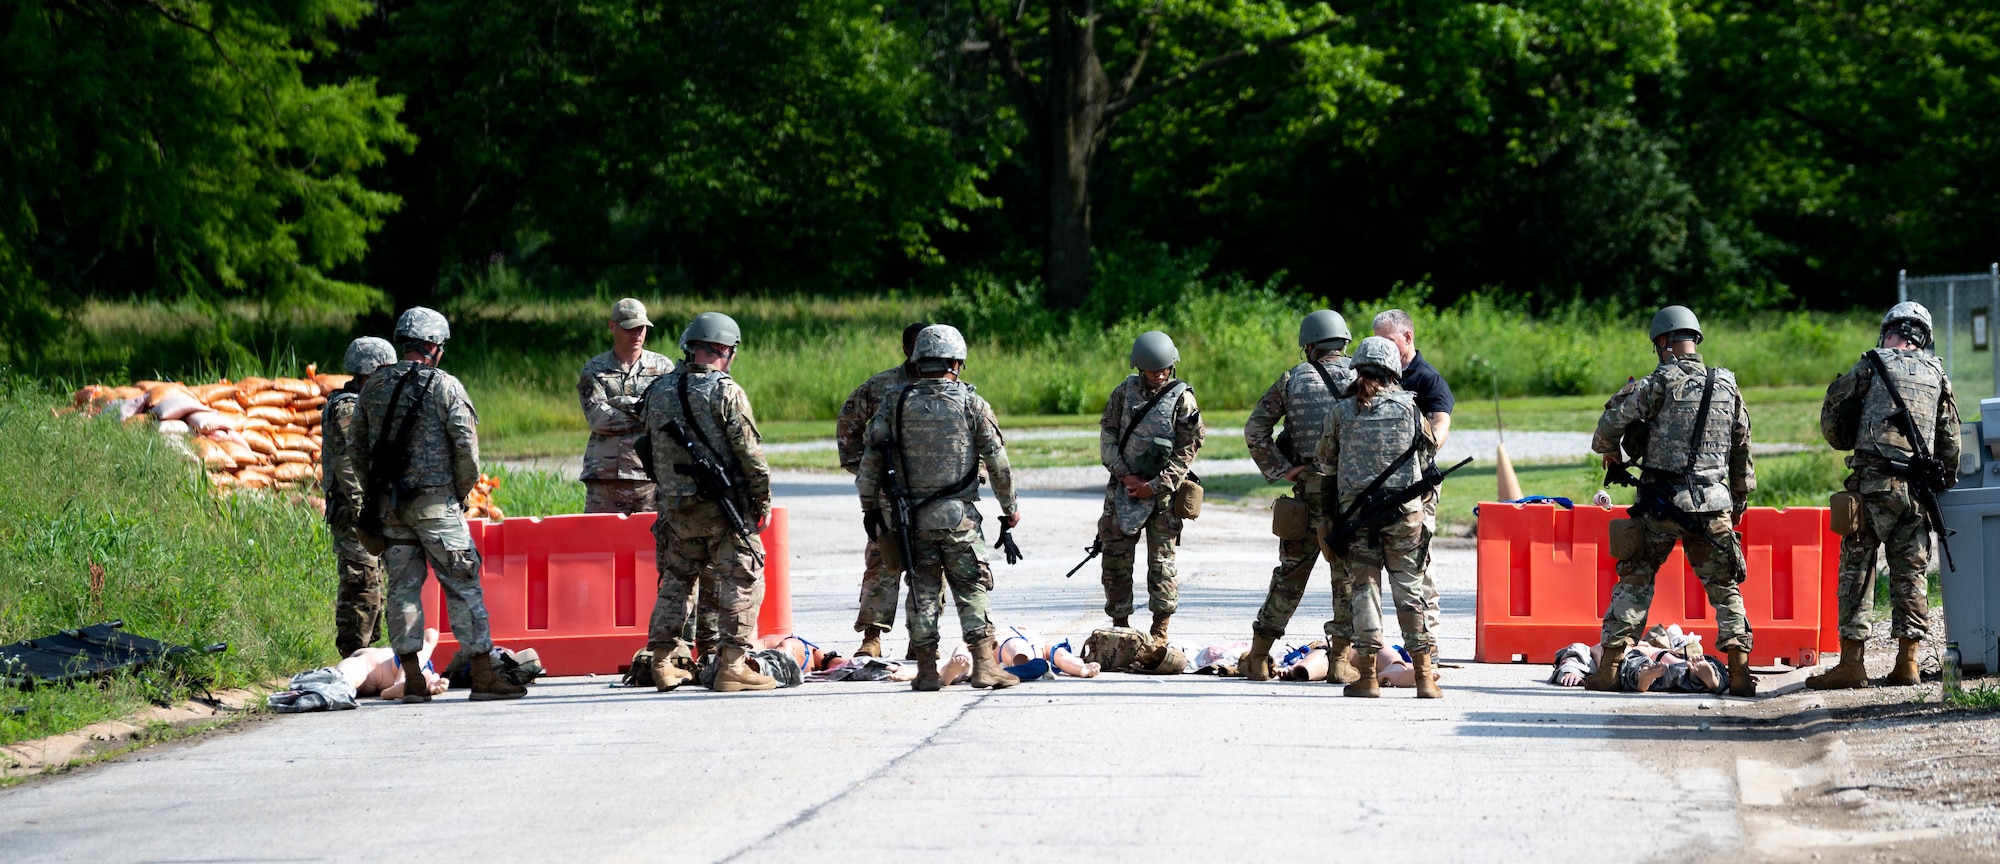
0;384;331;747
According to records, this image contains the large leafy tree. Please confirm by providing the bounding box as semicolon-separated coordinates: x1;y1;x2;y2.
335;0;986;307
0;0;410;361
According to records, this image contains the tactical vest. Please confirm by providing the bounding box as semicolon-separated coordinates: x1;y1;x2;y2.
1331;389;1423;507
882;379;984;531
1641;360;1739;512
1282;358;1351;461
319;388;360;497
358;362;461;493
646;368;741;499
1858;348;1945;462
1116;377;1188;480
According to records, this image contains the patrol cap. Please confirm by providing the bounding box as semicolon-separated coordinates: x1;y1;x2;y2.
611;298;652;330
911;325;968;363
394;307;451;345
1351;336;1402;378
1648;306;1702;344
680;311;742;351
342;337;397;375
1130;331;1180;372
1298;310;1351;349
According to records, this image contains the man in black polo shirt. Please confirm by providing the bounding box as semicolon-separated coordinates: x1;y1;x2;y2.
1372;309;1454;629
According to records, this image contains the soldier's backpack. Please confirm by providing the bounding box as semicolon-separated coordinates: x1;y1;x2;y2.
1080;627;1154;672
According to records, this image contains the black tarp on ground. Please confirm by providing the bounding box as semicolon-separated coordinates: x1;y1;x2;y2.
0;621;223;689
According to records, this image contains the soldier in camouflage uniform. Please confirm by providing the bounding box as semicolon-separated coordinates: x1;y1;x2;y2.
1810;301;1960;690
857;325;1021;691
323;336;395;658
1098;331;1205;641
1585;306;1758;697
639;312;777;693
578;298;675;514
347;308;525;702
1241;311;1358;682
1317;336;1442;698
836;322;931;658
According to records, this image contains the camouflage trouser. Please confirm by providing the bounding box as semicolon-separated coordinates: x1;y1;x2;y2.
854;534;901;632
1099;498;1181;620
647;500;763;654
332;525;386;658
1337;509;1433;654
380;491;493;657
584;479;657;515
1835;475;1932;642
1420;491;1441;630
905;518;994;656
1252;482;1347;640
1601;512;1754;653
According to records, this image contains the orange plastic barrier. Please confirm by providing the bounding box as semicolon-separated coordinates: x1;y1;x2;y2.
1475;503;1839;667
423;506;792;676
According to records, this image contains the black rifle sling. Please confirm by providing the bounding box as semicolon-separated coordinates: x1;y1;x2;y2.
1305;357;1347;401
1679;366;1719;477
1864;350;1934;461
893;384;982;515
1117;380;1188;461
1335;400;1426;525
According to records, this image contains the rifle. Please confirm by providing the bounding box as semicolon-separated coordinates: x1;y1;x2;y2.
661;417;765;569
357;367;438;540
1865;352;1956;571
871;437;921;588
1064;539;1102;578
1322;456;1473;554
1603;462;1726;552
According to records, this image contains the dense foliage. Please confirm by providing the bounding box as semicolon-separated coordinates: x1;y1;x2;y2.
7;0;2000;359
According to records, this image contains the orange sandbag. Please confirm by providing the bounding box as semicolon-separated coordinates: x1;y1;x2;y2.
279;423;309;435
191;383;238;404
211;398;245;414
316;374;353;392
241;430;278;457
272;462;315;483
219;439;261;464
183;411;238;434
149;390;203;421
236;471;274;490
271;378;317;399
292;395;327;410
247;405;292;424
208;471;238;488
235;376;272;394
272;449;312;465
292;409;322;428
246;390;293;408
240;417;276;432
275;432;317;453
195;438;235;470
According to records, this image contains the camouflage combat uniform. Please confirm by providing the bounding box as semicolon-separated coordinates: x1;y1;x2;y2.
837;363;919;633
348;361;495;658
1244;356;1354;640
1822;348;1960;642
641;362;771;657
578;349;675;514
1316;385;1436;655
1592;353;1757;653
856;377;1017;657
321;378;385;658
1097;375;1204;620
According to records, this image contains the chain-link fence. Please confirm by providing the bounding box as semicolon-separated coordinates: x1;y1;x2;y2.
1900;265;1999;417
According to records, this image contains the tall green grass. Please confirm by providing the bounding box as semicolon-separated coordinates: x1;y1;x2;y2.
0;382;333;745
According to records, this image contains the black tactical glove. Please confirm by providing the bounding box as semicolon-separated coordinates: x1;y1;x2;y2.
1731;503;1747;526
862;509;884;541
993;524;1023;565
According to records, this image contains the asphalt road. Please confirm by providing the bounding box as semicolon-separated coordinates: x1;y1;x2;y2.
0;471;1758;863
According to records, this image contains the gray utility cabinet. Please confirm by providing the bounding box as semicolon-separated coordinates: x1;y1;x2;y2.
1940;398;2000;674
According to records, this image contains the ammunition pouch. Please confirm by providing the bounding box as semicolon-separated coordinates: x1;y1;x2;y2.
1607;517;1646;560
1272;495;1310;540
1172;477;1203;520
1129;436;1175;480
1829;492;1863;536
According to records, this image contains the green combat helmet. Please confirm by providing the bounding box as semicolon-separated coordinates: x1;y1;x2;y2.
1130;331;1180;372
395;307;451;345
1648;306;1703;345
680;311;742;352
1881;301;1934;349
1298;310;1351;352
911;324;968;372
1351;335;1402;378
342;337;396;375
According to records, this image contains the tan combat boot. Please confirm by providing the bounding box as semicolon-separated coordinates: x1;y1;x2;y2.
711;646;778;693
650;645;693;692
1343;650;1380;698
468;653;527;701
1886;638;1922;687
855;627;883;659
1806;638;1870;691
1727;649;1756;697
1325;637;1360;685
912;649;942;692
1243;634;1277;682
1149;615;1170;642
1413;649;1442;699
397;653;431;704
1583;642;1630;692
969;637;1021;690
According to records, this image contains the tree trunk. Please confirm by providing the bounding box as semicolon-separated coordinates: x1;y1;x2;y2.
1044;0;1109;311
